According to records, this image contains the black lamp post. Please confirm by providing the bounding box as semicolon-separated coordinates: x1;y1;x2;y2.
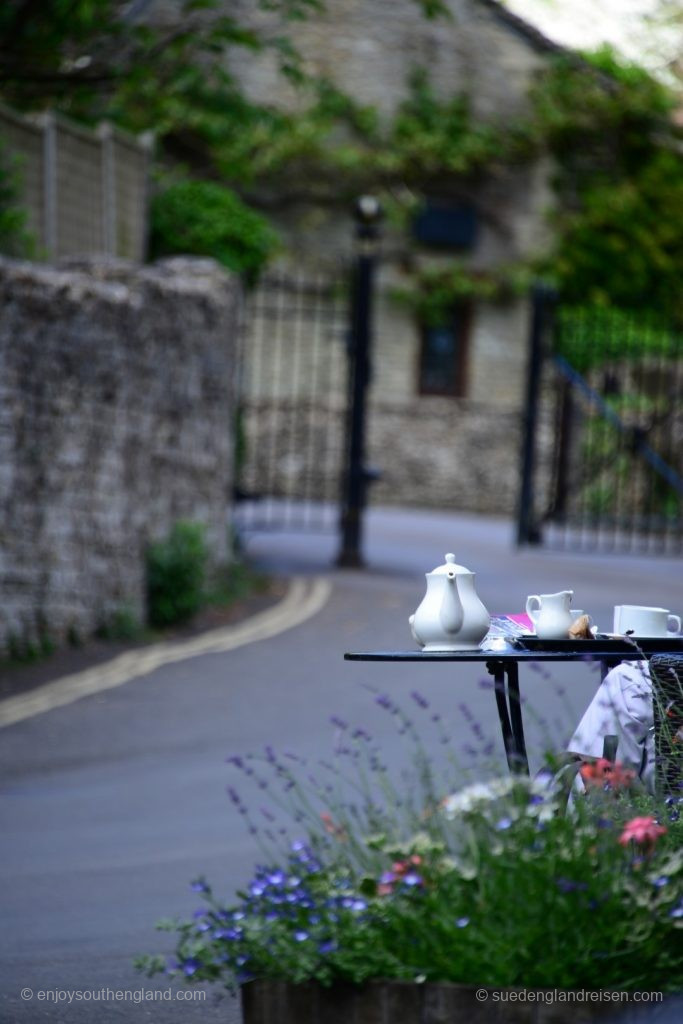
337;196;382;568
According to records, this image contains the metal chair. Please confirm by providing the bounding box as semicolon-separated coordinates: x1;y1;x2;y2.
649;653;683;797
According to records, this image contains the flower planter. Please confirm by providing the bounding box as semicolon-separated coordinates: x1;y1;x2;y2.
241;978;636;1024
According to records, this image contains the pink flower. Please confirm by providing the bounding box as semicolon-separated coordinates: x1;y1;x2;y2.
619;816;667;848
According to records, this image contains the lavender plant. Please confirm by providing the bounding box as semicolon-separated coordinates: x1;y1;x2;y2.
136;690;683;992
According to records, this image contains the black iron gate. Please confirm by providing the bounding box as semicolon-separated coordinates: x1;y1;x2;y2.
233;270;350;532
519;293;683;554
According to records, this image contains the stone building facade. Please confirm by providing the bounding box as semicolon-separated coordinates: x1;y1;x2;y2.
220;0;560;514
0;256;239;654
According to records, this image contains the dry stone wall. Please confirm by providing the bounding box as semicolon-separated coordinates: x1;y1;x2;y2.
0;256;240;654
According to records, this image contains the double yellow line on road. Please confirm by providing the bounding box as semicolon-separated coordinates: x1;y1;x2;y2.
0;577;332;728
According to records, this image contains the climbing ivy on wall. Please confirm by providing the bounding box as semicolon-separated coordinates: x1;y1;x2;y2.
2;0;683;316
531;46;683;322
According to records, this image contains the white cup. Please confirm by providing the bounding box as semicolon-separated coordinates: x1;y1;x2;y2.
613;605;681;638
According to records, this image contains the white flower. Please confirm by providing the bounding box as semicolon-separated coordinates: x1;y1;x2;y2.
441;775;559;821
441;778;516;818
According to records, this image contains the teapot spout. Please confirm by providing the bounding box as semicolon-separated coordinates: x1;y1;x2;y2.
439;575;463;635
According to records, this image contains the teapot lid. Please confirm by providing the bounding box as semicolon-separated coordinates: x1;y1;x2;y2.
429;553;471;575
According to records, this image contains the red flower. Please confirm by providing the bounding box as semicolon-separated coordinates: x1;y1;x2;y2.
320;812;347;840
619;816;667;848
579;758;635;790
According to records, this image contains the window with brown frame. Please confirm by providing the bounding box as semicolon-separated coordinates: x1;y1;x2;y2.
418;303;471;397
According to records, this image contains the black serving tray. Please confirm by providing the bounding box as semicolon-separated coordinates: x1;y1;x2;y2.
517;636;683;654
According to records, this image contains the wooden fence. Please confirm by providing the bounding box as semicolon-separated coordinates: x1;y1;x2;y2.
0;103;152;261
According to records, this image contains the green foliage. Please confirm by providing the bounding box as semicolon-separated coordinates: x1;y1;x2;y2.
555;305;676;373
0;143;34;257
96;605;145;643
4;616;54;665
137;696;683;992
146;521;208;629
532;47;683;320
393;261;533;326
150;180;278;278
4;2;682;323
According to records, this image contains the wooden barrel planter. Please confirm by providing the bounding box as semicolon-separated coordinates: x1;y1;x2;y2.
241;978;639;1024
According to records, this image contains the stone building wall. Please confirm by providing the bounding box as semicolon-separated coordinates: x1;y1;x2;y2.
153;0;556;516
217;0;553;513
0;256;239;654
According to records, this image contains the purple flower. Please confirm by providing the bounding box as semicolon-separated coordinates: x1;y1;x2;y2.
555;877;588;894
330;715;348;729
456;917;470;928
352;727;372;741
653;876;670;888
294;930;309;942
410;691;429;709
319;939;338;954
182;958;202;977
495;817;513;831
402;873;423;887
190;879;209;893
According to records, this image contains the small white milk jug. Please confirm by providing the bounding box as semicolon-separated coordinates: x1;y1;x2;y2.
525;590;574;639
409;553;490;651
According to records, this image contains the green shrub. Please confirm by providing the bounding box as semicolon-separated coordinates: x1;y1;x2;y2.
0;143;35;258
146;521;208;628
96;604;144;642
137;694;683;992
149;179;278;280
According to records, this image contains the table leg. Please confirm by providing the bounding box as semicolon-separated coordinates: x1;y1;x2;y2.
506;662;530;776
486;659;530;776
487;660;516;774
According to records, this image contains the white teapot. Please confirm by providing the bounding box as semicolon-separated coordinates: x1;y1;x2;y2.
409;553;490;651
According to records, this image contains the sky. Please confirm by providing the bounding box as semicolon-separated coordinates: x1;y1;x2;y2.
505;0;682;80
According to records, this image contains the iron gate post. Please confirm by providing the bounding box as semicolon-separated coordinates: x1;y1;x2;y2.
337;196;382;568
516;283;556;547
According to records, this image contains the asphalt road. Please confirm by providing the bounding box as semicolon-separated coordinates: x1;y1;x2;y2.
2;506;682;1023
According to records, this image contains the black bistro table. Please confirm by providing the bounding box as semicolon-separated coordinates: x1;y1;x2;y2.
345;637;683;775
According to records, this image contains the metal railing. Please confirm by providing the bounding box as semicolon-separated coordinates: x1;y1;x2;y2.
233;270;350;533
519;294;683;554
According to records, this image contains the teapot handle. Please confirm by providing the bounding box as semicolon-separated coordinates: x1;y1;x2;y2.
526;595;541;624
